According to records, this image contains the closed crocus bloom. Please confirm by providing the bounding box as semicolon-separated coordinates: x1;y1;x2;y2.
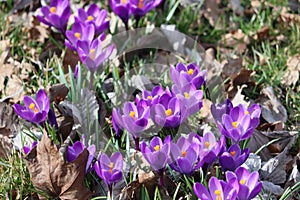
65;22;95;51
76;35;114;74
109;0;131;28
219;144;250;171
23;141;38;155
94;152;123;187
112;107;124;136
170;135;201;175
130;0;163;19
170;63;206;90
14;89;50;124
75;4;109;35
193;177;237;200
211;99;233;124
140;135;171;172
37;0;71;33
66;141;85;162
219;104;260;143
226;167;262;200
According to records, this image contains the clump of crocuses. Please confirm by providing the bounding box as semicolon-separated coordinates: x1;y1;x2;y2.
14;89;50;125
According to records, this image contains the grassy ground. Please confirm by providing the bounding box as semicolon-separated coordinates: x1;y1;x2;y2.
0;0;299;199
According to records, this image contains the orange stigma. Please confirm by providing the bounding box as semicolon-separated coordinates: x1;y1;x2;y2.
109;162;114;174
50;7;56;13
215;190;222;200
230;151;236;156
87;15;94;21
138;0;143;8
205;141;210;149
232;121;238;128
187;69;194;75
165;109;172;116
240;179;246;185
181;150;187;157
29;103;39;113
74;32;81;39
147;95;153;100
154;145;160;151
129;111;136;118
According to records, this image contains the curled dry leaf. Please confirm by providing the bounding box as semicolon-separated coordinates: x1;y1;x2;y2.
48;84;69;104
259;86;288;123
0;135;12;159
25;133;92;200
221;29;250;55
281;54;300;86
202;0;224;30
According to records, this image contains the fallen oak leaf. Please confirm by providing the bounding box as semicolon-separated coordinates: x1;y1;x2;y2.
25;133;92;200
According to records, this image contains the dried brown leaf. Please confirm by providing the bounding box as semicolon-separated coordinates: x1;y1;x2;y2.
221;29;250;54
48;84;69;104
25;133;92;200
203;0;224;29
0;135;12;159
281;54;300;86
259;87;288;123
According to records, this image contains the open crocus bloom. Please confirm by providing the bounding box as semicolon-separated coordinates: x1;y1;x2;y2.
219;144;250;171
213;100;261;143
94;152;123;187
193;177;237;200
170;62;206;90
76;35;114;74
226;166;262;200
14;89;50;124
75;4;109;35
109;0;131;27
37;0;71;33
170;134;201;175
65;22;95;51
140;135;171;172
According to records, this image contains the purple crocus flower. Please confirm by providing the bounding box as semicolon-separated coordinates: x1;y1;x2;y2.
172;83;203;116
13;89;50;124
219;144;250;172
109;0;131;29
75;4;109;35
37;0;71;33
94;152;123;188
140;135;171;173
136;85;165;106
150;94;186;128
86;144;96;172
76;35;114;74
216;103;261;143
23;141;38;155
170;63;206;90
211;99;233;124
65;22;95;51
226;166;262;200
130;0;163;19
198;132;225;171
169;134;201;175
66;141;84;162
193;177;237;200
113;101;150;139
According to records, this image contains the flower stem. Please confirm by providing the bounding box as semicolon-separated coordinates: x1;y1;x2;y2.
134;137;140;151
108;185;113;200
158;169;164;186
89;72;94;90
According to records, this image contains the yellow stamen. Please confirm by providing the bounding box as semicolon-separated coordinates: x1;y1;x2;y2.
245;110;249;115
138;0;143;9
184;92;190;99
187;69;194;75
240;179;246;185
232;121;238;128
181;150;187;157
215;190;222;200
147;95;153;100
154;145;160;151
29;103;39;113
205;141;210;149
230;151;236;156
109;162;114;174
50;6;56;13
87;15;94;21
129;111;135;118
90;49;95;53
121;0;126;4
165;109;172;116
74;32;81;39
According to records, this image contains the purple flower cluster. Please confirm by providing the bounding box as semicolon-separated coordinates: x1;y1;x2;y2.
109;0;163;28
194;167;262;200
112;63;205;148
140;132;224;176
37;0;113;74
